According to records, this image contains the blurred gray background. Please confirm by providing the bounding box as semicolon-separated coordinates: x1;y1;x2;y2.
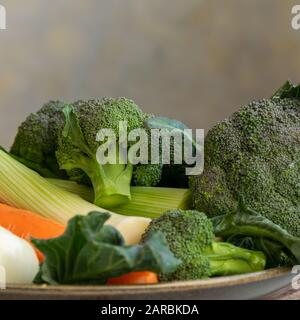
0;0;299;148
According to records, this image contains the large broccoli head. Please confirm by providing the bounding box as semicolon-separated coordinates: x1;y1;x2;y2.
142;209;265;281
190;92;300;237
56;98;162;208
10;97;163;207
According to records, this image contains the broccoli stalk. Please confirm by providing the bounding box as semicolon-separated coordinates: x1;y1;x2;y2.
203;242;265;277
142;210;266;281
57;105;133;208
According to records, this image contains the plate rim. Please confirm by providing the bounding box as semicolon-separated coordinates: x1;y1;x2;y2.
5;267;291;295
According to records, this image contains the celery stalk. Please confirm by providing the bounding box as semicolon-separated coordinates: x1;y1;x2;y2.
47;178;192;219
116;187;192;218
0;150;150;244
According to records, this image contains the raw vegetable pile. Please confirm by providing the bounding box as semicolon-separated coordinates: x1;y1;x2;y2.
0;81;299;286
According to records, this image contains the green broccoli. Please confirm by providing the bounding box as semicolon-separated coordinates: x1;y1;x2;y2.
131;124;163;187
56;98;154;208
132;163;163;187
143;116;192;188
142;210;266;281
10;101;67;178
190;81;300;237
10;98;164;208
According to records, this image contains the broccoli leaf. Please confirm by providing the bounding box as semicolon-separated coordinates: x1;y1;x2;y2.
272;80;300;99
144;116;197;150
211;200;300;265
32;212;180;285
228;236;293;268
145;116;190;132
62;105;94;158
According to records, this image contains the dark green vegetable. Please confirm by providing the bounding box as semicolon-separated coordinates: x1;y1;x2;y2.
144;116;195;188
10;98;164;209
10;101;68;179
132;163;163;187
142;210;266;281
271;80;300;99
211;200;300;266
145;116;197;150
159;164;189;188
190;81;300;237
229;236;294;268
32;211;180;285
56;99;152;208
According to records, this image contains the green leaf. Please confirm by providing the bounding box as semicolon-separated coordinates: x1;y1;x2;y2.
272;80;300;99
145;116;189;132
228;235;293;268
32;212;181;285
211;200;300;265
144;116;198;150
62;105;93;157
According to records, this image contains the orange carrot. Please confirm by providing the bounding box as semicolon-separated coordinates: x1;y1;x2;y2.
0;203;65;262
107;272;159;285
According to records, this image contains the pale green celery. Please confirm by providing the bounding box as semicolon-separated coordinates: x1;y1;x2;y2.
116;187;192;218
0;150;151;244
47;178;192;219
0;151;104;224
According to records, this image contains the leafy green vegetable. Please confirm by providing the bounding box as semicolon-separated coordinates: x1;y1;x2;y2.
10;101;68;179
32;212;180;285
145;116;190;133
145;116;197;151
271;80;300;99
211;200;300;266
144;116;197;188
229;236;294;268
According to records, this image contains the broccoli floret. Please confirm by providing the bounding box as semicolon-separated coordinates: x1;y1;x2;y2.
10;101;67;178
142;210;266;281
56;98;151;208
131;121;163;187
143;116;192;188
132;164;163;187
191;82;300;237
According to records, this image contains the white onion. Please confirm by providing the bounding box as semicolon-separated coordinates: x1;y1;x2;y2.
0;227;39;285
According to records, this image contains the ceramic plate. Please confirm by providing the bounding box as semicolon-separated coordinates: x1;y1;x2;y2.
0;267;292;300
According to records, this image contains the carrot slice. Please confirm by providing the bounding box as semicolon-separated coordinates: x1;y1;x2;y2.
0;203;65;262
107;272;158;285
